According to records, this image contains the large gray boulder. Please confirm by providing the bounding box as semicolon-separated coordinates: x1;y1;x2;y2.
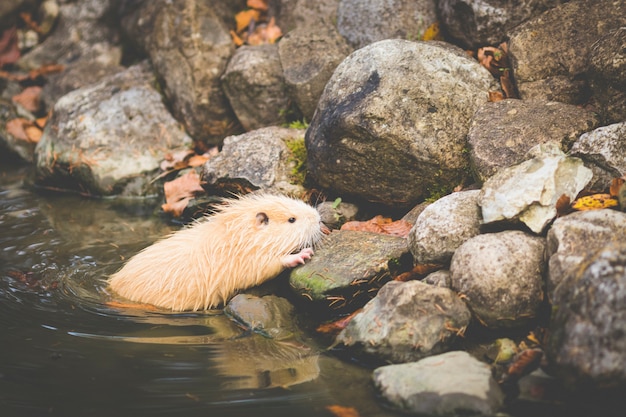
306;39;496;206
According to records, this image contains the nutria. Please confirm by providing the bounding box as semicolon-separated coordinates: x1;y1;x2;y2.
108;193;325;311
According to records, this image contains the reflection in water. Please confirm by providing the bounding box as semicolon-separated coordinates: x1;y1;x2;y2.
0;165;393;417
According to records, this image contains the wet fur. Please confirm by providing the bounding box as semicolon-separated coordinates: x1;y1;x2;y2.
108;194;324;311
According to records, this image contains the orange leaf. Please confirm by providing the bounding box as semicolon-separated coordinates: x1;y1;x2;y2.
161;170;205;217
488;91;505;102
394;263;443;281
326;405;361;417
247;0;269;11
230;30;245;47
571;194;618;211
12;86;43;113
264;17;282;44
235;9;260;33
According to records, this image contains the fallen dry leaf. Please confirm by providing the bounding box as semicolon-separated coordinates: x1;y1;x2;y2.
610;176;625;197
394;263;443;281
6;117;43;143
12;86;43;113
247;17;282;45
247;0;269;12
422;21;443;41
235;9;260;33
316;309;362;334
161;170;206;217
0;26;20;67
555;194;572;217
326;405;361;417
571;193;618;211
341;215;413;238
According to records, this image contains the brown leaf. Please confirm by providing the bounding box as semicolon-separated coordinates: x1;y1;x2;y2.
555;194;571;217
488;91;505;102
500;68;518;99
160;149;196;172
394;263;443;281
340;215;413;237
316;309;361;334
161;170;205;217
610;176;625;197
6;118;42;143
0;26;20;67
12;86;43;113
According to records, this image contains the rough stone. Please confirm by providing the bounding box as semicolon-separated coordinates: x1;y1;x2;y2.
547;242;626;391
337;280;471;363
438;0;560;49
508;0;626;105
546;209;626;300
337;0;438;49
468;99;599;183
224;294;298;340
222;44;292;131
373;351;504;415
34;63;192;197
408;190;482;264
479;144;592;233
278;24;353;121
306;39;496;206
201;126;307;196
450;230;546;329
570;122;626;191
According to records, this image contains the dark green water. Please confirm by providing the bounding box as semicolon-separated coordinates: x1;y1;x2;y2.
0;163;390;417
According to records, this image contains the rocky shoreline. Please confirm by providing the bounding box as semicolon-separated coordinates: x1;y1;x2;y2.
2;0;626;415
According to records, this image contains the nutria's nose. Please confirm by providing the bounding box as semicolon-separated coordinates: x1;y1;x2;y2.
320;222;331;235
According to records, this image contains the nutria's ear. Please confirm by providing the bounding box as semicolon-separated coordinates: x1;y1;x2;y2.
256;212;269;227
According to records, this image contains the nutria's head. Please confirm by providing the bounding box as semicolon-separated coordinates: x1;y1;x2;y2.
217;193;326;256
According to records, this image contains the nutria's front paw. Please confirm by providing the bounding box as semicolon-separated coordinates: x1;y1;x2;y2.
282;247;314;268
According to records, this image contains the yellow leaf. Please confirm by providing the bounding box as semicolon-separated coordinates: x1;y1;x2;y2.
422;21;442;41
571;194;618;211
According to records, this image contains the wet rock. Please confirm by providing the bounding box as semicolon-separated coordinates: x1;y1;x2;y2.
337;280;471;363
289;230;412;313
133;0;239;145
373;351;504;415
201;126;307;196
438;0;559;49
588;27;626;123
337;0;437;49
570;122;626;191
450;230;546;329
479;144;592;233
17;0;121;70
306;39;496;206
222;44;292;131
547;242;626;391
34;63;192;197
278;24;353;121
508;0;626;105
224;294;299;340
408;190;482;265
468;99;599;183
546;210;626;300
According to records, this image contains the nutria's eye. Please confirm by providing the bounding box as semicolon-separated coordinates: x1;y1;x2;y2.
288;217;296;223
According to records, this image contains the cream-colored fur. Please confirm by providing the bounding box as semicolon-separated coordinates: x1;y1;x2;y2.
108;194;324;311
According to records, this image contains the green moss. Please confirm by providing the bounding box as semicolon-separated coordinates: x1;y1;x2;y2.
285;137;307;185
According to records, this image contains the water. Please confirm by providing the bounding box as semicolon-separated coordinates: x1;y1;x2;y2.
0;163;391;417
